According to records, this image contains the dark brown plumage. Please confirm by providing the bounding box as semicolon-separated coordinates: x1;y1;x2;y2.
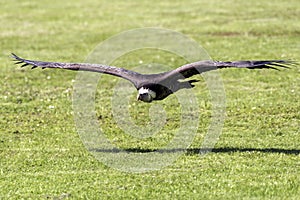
12;53;295;102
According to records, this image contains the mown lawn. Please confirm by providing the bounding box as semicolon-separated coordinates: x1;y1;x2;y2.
1;0;299;199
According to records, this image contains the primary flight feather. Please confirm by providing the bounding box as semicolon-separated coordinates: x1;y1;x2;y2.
12;53;294;102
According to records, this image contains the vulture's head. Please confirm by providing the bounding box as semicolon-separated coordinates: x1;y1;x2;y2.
137;87;156;103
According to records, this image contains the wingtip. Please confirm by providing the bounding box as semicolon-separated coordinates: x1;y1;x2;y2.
11;53;31;68
273;60;298;69
282;59;297;64
11;53;21;61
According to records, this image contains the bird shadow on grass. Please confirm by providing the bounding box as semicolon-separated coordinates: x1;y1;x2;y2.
89;147;300;155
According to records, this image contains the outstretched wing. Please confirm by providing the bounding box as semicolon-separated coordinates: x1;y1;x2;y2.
163;60;295;80
12;53;143;88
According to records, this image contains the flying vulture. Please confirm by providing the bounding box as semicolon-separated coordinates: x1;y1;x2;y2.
12;53;294;103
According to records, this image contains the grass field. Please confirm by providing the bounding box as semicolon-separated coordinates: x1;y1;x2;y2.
1;0;299;199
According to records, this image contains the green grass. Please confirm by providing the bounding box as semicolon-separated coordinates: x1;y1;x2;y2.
1;0;299;199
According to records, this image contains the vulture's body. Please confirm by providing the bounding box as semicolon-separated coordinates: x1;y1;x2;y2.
12;53;294;102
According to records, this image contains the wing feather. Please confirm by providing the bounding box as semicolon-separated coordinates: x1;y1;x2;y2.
12;53;142;88
163;60;295;80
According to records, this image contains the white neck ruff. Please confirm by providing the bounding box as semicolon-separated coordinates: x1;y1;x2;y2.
139;87;156;99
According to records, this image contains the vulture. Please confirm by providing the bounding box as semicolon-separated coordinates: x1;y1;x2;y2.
12;53;294;103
